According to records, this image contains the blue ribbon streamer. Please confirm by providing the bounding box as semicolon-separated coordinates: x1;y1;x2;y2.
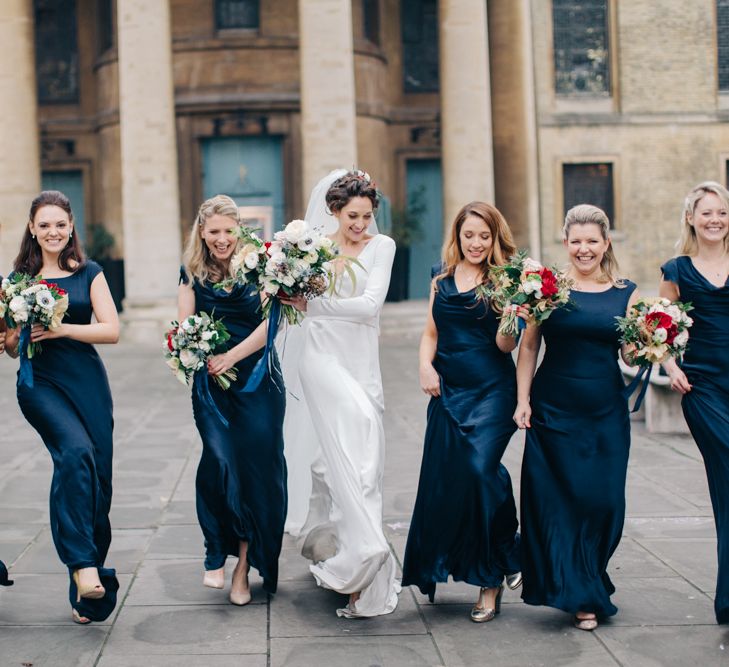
194;368;229;428
17;327;34;389
515;316;526;344
241;299;281;394
621;363;653;413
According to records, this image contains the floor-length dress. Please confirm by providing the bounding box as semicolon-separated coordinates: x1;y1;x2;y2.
521;282;636;617
285;233;400;618
181;269;286;594
16;262;117;613
401;273;520;601
661;256;729;623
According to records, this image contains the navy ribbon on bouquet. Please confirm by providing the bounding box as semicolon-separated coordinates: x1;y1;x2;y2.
194;368;229;428
621;363;653;413
515;316;526;344
17;327;34;389
241;299;281;394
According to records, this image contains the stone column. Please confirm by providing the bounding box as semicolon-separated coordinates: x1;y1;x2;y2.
439;0;495;228
117;0;181;341
299;0;357;202
0;1;40;272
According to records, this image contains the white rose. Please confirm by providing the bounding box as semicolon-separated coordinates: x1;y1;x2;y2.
198;340;211;353
179;348;201;370
181;319;194;332
21;284;43;295
316;236;334;250
9;295;29;316
305;251;319;264
665;305;681;321
244;251;259;270
522;257;543;273
281;274;295;287
653;327;668;343
284;219;308;244
263;280;279;294
201;330;215;341
522;278;541;295
292;259;310;278
673;329;689;347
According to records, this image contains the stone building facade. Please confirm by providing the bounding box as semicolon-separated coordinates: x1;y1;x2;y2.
0;1;727;329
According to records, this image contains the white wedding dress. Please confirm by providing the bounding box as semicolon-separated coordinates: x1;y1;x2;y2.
280;231;400;618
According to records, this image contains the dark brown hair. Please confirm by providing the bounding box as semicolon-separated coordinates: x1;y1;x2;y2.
13;190;86;275
325;171;379;214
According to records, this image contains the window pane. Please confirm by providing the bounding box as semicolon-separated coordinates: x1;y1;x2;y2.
401;0;439;92
553;0;610;95
98;0;113;54
719;0;729;90
563;163;615;227
216;0;259;30
363;0;380;45
34;0;79;104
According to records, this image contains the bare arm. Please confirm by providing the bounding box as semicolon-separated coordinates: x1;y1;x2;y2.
619;288;641;365
30;273;120;345
495;304;531;353
513;324;542;429
419;283;440;397
659;277;692;394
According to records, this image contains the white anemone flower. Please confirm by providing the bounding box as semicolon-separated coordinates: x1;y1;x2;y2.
36;289;55;310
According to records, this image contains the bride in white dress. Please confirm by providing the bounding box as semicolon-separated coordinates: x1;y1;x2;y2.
280;169;400;618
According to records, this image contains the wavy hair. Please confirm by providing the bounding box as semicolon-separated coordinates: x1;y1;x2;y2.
436;201;516;287
13;190;86;275
325;171;379;214
677;181;729;256
183;195;242;284
563;204;624;286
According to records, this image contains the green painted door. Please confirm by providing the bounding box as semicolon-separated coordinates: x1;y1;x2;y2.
41;170;85;240
201;136;285;238
407;159;443;299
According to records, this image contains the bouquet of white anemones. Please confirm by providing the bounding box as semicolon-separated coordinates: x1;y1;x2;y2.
616;297;693;367
164;311;237;389
1;274;69;358
220;219;345;325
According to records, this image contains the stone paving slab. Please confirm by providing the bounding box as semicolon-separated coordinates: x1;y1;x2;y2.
0;328;725;666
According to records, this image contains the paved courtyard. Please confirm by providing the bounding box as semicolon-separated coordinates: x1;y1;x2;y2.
1;301;728;666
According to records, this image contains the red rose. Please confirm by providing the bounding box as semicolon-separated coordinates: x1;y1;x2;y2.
665;323;679;345
646;311;673;331
167;334;174;352
539;268;559;297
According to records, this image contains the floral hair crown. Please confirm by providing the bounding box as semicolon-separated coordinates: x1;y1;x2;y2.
350;169;376;190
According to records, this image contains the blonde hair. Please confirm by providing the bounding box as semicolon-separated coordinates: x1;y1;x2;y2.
436;201;516;287
678;181;729;256
563;204;623;286
183;194;241;284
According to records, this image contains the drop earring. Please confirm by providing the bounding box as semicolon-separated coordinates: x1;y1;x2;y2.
70;232;73;239
31;234;36;240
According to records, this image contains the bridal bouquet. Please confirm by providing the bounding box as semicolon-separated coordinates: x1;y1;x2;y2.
615;297;693;366
479;250;573;337
222;219;341;325
1;274;68;357
164;312;237;389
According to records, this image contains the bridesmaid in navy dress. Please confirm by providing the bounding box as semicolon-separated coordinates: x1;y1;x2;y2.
402;202;524;622
5;191;120;623
514;204;639;631
178;195;286;605
0;316;9;588
660;181;729;623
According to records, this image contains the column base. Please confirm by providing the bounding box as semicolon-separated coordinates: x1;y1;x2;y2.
120;298;177;344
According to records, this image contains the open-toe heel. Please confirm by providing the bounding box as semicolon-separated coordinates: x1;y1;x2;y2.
72;569;105;601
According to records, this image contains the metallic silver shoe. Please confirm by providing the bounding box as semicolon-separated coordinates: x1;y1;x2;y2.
574;614;598;631
470;586;503;623
505;572;523;590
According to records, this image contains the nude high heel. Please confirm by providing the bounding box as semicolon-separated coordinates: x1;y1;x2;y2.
72;568;105;601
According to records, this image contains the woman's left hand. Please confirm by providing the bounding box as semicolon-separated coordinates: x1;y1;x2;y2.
29;323;66;342
279;294;307;313
207;352;236;376
513;304;531;324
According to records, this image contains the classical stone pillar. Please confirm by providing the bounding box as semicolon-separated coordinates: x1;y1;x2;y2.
0;1;41;272
117;0;181;340
439;0;495;228
299;0;357;202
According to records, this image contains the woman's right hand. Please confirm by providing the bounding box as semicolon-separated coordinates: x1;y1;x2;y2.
419;363;441;397
666;365;692;394
279;294;307;313
513;400;532;429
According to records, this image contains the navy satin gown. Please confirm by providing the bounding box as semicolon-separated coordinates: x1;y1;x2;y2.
402;272;520;601
181;269;286;594
521;282;636;617
662;256;729;623
15;262;117;599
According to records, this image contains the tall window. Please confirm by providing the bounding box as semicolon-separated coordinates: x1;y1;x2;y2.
98;0;114;54
363;0;381;46
563;163;615;227
216;0;259;30
552;0;610;95
718;1;729;90
401;0;438;92
34;0;79;104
